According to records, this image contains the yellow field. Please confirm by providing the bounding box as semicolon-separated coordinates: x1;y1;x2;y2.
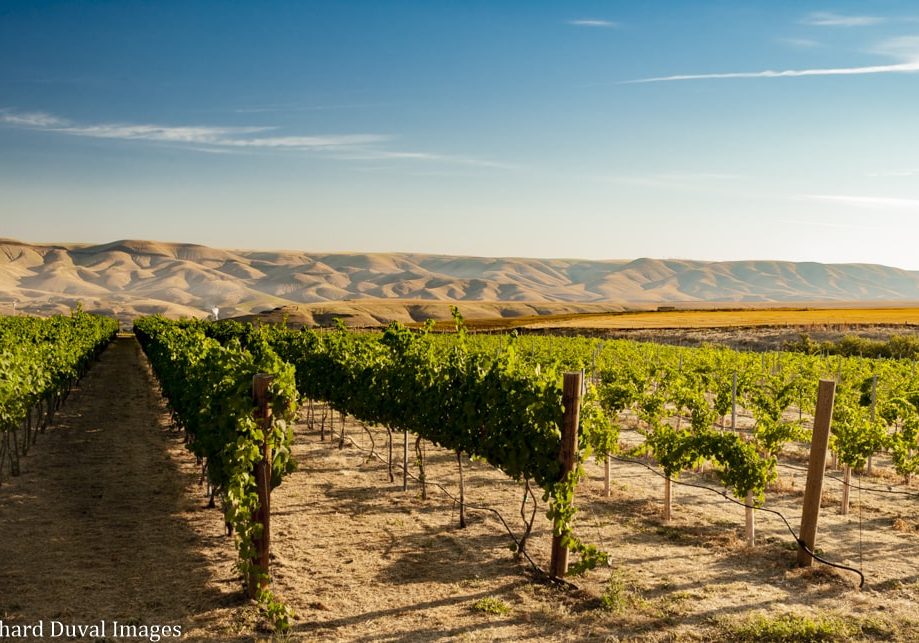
521;307;919;330
421;306;919;332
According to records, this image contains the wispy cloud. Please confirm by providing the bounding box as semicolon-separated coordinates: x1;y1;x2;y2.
871;35;919;59
624;60;919;83
801;12;885;27
231;101;392;114
210;133;387;148
625;31;919;84
336;149;519;170
777;37;824;49
568;19;618;28
0;111;67;127
0;110;362;147
0;109;511;169
58;123;280;144
802;194;919;209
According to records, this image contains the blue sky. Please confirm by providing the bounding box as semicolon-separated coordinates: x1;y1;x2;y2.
2;1;919;268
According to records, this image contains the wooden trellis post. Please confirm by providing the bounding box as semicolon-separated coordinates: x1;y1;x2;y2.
249;373;273;596
550;371;582;579
798;379;836;567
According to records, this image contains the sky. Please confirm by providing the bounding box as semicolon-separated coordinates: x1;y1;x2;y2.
2;1;919;268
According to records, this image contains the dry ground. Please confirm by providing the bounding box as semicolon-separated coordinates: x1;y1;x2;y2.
271;409;919;642
1;337;917;641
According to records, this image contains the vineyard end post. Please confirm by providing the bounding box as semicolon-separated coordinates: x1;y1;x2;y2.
550;371;582;579
250;373;273;596
797;379;835;567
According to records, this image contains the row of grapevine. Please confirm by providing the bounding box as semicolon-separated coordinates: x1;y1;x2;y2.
132;316;297;621
0;310;117;483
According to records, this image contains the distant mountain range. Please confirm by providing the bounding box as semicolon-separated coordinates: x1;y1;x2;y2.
2;238;919;322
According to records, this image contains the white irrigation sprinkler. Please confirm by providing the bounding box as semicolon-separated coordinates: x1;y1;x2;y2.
211;307;220;321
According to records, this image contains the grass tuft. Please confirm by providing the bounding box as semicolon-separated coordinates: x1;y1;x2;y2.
718;612;901;642
600;569;647;614
472;597;511;616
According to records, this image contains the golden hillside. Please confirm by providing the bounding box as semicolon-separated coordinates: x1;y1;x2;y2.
3;238;919;325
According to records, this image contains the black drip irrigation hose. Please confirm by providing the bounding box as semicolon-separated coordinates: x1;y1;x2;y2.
333;428;581;590
611;455;866;589
309;406;867;591
777;461;919;499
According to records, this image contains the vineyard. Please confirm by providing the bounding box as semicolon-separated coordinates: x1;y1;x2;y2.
0;311;917;640
0;310;117;483
143;313;919;636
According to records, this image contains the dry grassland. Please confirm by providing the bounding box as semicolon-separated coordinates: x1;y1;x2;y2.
429;307;919;333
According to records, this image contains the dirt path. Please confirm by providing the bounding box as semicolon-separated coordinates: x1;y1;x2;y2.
0;337;253;641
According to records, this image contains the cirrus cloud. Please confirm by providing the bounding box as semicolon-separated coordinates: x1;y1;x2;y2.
800;12;885;27
623;60;919;83
624;34;919;84
0;110;383;148
0;109;511;169
568;19;618;28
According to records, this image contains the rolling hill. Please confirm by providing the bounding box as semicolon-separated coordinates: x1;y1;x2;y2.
3;238;919;324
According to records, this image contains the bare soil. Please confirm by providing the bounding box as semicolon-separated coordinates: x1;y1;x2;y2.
272;411;919;641
1;337;918;641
